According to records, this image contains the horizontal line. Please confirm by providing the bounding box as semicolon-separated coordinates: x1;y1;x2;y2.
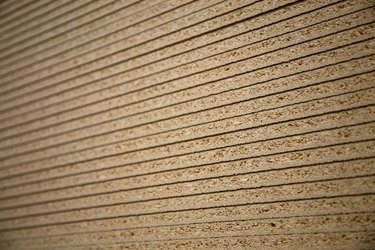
2;195;374;238
3;26;374;145
0;88;371;190
0;0;184;76
58;230;375;248
0;0;78;42
2;140;374;211
0;33;372;149
0;0;110;42
0;0;345;100
0;93;372;181
0;0;229;94
82;211;375;233
1;53;372;158
1;135;373;202
0;153;373;213
0;0;148;60
0;63;372;166
0;0;350;123
0;178;373;232
0;0;194;88
0;2;373;239
0;3;367;132
0;128;373;214
1;138;372;218
0;0;49;26
0;1;319;120
6;232;375;250
0;0;198;78
0;156;373;224
0;89;372;183
0;1;306;113
4;211;374;243
0;88;372;191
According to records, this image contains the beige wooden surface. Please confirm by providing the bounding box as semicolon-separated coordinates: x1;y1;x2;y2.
0;0;374;249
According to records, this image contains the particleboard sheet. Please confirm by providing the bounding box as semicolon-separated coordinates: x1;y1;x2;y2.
0;0;374;249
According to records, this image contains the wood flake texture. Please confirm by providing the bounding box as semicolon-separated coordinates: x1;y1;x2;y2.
0;0;374;249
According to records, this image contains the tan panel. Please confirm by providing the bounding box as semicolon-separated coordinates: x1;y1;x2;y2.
0;0;374;249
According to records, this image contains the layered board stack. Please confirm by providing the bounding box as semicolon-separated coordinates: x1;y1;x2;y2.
0;0;374;249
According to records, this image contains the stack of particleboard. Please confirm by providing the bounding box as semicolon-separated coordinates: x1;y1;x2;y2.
0;0;374;249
